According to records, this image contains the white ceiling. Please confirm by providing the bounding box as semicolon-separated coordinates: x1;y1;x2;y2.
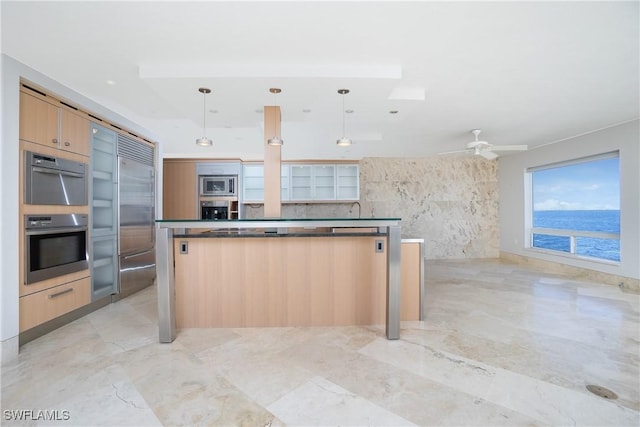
2;1;638;160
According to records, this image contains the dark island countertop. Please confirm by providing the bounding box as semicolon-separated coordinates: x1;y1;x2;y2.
156;217;401;237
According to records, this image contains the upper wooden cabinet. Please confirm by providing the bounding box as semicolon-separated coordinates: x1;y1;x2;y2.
163;159;198;219
19;90;90;157
19;91;59;148
60;108;90;156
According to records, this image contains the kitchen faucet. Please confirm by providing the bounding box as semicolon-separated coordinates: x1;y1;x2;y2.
349;201;361;218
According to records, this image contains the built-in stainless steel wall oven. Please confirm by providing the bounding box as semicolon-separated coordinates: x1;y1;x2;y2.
201;200;229;220
25;151;87;206
25;214;88;284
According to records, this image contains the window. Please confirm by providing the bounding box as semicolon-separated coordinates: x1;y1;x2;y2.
527;152;620;262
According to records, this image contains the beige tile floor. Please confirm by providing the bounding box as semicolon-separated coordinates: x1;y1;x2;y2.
1;259;639;426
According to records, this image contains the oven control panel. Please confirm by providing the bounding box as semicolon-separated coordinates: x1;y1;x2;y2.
26;216;53;227
25;214;88;229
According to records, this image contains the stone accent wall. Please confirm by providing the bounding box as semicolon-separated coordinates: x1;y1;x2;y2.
244;155;499;259
359;157;499;259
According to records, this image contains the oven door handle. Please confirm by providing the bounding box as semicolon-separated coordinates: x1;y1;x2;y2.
32;166;84;178
26;227;87;236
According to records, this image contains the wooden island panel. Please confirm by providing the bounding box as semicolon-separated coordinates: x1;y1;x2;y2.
174;236;387;328
401;241;421;320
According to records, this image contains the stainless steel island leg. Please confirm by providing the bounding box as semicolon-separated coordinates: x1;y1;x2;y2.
156;227;176;343
386;225;401;339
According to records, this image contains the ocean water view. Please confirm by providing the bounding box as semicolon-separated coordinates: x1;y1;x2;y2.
532;210;620;261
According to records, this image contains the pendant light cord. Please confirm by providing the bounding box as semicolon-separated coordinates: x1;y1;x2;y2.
342;93;346;137
202;91;206;133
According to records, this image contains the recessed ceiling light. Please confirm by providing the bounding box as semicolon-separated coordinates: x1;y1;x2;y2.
389;110;399;114
209;109;218;114
302;109;312;113
106;80;116;85
345;109;354;114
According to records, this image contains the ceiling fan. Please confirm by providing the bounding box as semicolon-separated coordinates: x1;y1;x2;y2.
440;129;528;160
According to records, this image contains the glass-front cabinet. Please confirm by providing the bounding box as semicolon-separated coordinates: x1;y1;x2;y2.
242;162;359;203
242;164;290;203
89;123;118;300
312;165;336;200
242;164;264;202
337;164;359;200
290;165;313;200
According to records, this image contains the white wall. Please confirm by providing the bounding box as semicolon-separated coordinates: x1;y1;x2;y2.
0;54;161;363
499;120;640;280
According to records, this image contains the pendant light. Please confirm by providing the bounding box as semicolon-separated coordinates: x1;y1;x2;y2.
195;87;213;147
267;88;283;146
336;89;352;146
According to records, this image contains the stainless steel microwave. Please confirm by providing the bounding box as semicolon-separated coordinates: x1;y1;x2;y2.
200;175;237;196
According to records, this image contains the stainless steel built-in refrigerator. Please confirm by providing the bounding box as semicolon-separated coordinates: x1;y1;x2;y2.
116;134;156;299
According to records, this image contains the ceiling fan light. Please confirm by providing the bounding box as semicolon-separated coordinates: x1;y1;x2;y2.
267;136;283;146
336;137;352;147
196;137;213;147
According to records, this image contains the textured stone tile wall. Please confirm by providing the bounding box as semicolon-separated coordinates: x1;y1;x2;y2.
359;156;499;259
244;155;499;259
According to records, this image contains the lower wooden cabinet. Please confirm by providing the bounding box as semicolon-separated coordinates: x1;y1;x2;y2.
19;277;91;332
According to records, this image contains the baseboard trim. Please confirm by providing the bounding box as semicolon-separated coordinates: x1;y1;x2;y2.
19;296;112;346
1;335;19;366
500;252;639;293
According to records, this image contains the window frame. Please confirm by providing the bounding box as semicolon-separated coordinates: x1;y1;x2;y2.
524;151;621;264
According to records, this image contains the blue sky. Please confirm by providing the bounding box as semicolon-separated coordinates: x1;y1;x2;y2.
532;157;620;211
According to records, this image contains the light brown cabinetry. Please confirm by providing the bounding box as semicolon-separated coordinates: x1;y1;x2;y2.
19;91;59;147
19;90;90;157
18;88;91;334
401;242;421;320
174;236;387;328
19;277;91;332
60;108;90;156
163;159;198;219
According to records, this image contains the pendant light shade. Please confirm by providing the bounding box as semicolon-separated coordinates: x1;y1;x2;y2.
267;88;284;146
196;87;213;147
336;89;352;146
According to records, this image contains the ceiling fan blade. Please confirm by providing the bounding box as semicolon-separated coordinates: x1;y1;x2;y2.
479;150;499;160
466;140;491;149
490;144;528;151
438;149;471;155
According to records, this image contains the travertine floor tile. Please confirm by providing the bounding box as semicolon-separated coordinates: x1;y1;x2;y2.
2;259;638;426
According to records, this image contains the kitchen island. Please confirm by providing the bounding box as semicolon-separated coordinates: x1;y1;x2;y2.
156;218;403;342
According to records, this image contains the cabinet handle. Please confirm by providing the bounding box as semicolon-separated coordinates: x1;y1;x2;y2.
51;138;58;144
64;141;71;146
48;288;74;299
